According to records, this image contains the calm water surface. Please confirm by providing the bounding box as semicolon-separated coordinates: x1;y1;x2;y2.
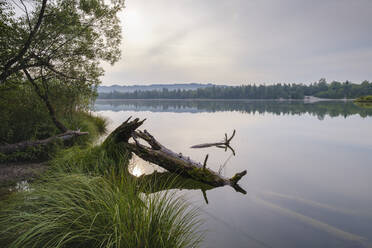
94;99;372;248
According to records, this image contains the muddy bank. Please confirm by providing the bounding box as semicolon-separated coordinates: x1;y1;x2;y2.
0;162;46;199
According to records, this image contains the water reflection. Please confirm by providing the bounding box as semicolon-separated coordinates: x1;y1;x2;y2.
94;100;372;248
95;99;372;119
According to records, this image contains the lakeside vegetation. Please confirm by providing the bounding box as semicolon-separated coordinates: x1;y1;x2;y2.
1;0;370;247
98;79;372;100
0;1;204;247
0;146;203;248
354;95;372;102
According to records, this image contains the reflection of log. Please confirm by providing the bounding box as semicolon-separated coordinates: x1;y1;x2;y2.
135;171;214;204
0;130;88;154
103;117;247;194
137;171;214;192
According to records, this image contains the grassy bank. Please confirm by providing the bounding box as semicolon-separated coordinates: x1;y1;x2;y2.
0;114;204;248
0;173;203;248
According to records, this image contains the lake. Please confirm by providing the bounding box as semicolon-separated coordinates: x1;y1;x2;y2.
94;99;372;248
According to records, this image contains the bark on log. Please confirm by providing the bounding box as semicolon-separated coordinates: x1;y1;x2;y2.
0;130;88;154
103;117;247;194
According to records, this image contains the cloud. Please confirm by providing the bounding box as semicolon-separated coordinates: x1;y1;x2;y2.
102;0;372;85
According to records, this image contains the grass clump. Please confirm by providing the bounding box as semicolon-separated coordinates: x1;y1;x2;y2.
0;173;204;248
48;144;130;176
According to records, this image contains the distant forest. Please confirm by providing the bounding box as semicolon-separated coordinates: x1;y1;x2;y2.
98;79;372;99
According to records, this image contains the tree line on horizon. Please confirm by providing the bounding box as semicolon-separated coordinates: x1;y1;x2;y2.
95;100;372;119
98;79;372;100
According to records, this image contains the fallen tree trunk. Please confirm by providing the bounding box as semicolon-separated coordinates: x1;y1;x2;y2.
0;130;88;154
103;117;247;194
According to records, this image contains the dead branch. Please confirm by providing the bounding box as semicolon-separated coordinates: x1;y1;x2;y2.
190;130;236;155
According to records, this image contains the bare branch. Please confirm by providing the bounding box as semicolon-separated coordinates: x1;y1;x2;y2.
201;189;209;204
203;154;209;170
20;0;32;30
191;129;236;155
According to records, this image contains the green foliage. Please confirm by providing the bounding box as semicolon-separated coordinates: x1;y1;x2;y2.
354;96;372;109
354;95;372;102
0;83;55;143
0;0;123;140
0;83;108;162
1;0;124;84
0;81;106;143
65;112;109;146
0;173;204;248
99;79;372;100
0;140;63;163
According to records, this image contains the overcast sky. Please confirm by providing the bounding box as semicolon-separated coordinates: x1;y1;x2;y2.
101;0;372;86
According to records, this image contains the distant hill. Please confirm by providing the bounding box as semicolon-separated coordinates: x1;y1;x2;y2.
98;83;222;93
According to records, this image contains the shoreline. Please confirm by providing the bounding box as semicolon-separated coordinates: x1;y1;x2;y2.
96;97;355;103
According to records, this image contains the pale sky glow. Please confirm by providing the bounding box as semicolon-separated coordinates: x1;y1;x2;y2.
102;0;372;86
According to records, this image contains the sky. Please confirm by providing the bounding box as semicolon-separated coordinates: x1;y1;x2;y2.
101;0;372;86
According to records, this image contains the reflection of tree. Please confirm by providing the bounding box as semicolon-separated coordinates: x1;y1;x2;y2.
95;100;372;119
355;102;372;109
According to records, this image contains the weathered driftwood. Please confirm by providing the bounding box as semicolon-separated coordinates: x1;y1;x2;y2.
103;117;247;194
191;130;236;155
0;130;88;154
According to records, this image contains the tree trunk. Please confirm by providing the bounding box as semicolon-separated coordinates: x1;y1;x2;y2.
0;130;88;154
23;68;68;133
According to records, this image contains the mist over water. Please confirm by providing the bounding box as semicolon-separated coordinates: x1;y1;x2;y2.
95;100;372;248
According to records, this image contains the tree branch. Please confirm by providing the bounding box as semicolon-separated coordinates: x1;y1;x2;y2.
0;0;48;83
190;130;236;155
23;68;68;133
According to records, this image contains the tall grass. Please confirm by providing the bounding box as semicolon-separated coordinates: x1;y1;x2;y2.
0;173;204;248
48;144;130;176
0;111;205;247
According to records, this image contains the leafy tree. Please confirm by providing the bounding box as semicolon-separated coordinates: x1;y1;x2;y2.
0;0;124;132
